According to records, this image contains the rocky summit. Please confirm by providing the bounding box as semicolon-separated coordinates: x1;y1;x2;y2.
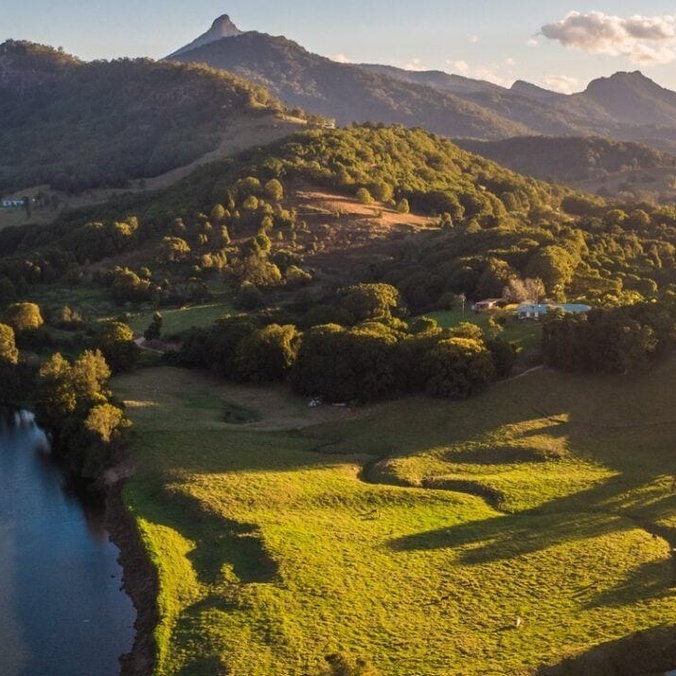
167;14;243;59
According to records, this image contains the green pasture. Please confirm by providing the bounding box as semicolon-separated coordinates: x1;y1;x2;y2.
115;359;676;675
29;283;115;320
424;307;542;353
126;300;235;338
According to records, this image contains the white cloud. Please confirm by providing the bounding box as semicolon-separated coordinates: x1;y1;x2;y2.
447;59;470;74
470;35;479;44
332;53;351;64
541;11;676;64
403;58;426;71
527;37;539;47
444;59;515;87
473;67;512;87
541;75;581;94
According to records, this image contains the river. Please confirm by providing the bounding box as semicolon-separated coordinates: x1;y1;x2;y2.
0;410;136;676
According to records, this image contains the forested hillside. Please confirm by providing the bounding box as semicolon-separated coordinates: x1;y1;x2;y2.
1;124;674;320
0;40;292;193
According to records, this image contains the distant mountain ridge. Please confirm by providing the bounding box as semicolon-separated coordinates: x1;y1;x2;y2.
455;135;676;184
166;26;530;139
167;17;676;152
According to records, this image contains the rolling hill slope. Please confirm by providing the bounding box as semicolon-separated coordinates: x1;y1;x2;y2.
0;40;300;194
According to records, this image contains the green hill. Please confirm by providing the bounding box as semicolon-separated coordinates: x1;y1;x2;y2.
0;40;296;194
456;136;676;183
113;351;676;675
2;124;676;321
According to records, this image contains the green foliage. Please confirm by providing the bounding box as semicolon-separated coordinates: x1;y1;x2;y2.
263;178;284;201
356;187;374;205
235;323;300;382
84;402;129;444
291;323;398;402
94;320;140;373
34;348;128;476
395;198;410;214
4;301;44;332
157;236;191;264
110;268;156;306
0;323;19;365
234;282;265;310
5;123;676;312
339;283;404;324
424;337;496;398
542;302;671;373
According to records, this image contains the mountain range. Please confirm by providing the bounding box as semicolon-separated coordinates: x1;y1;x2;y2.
4;14;676;200
168;15;676;153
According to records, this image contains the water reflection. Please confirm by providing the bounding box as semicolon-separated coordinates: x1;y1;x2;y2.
0;410;135;676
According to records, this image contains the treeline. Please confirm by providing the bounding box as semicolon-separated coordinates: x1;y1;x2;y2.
542;298;676;374
174;283;515;403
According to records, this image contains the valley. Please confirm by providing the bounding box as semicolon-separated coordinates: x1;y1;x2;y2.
2;8;676;675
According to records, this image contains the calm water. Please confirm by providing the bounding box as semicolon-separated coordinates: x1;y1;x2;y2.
0;410;135;676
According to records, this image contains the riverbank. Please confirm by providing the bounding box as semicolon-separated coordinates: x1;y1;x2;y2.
106;481;158;676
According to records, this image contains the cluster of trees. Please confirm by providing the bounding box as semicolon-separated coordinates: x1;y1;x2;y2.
0;293;136;479
0;172;308;312
33;350;130;477
542;299;676;374
3;124;676;328
176;283;514;403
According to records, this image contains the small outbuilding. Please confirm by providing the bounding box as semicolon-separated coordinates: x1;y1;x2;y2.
472;298;502;312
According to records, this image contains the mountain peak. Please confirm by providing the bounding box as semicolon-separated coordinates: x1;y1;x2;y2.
167;13;243;59
585;70;656;93
581;70;676;126
209;14;242;35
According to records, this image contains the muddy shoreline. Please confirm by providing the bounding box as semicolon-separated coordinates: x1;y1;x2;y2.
105;482;158;676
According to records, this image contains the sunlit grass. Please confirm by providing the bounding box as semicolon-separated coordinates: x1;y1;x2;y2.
115;359;676;675
425;308;542;352
126;300;235;337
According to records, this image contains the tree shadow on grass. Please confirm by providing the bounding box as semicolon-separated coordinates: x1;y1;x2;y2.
140;480;279;586
536;624;676;675
584;559;675;610
388;474;642;564
389;507;627;564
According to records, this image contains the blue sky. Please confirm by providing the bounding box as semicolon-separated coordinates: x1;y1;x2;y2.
5;1;676;92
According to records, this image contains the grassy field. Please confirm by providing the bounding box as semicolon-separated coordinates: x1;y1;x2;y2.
425;308;542;353
114;359;676;675
126;300;236;338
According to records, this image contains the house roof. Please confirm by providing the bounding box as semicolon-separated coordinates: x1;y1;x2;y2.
517;303;591;314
